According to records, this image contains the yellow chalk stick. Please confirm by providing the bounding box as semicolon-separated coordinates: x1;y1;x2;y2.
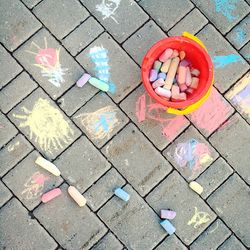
68;186;86;207
35;156;60;176
189;181;203;195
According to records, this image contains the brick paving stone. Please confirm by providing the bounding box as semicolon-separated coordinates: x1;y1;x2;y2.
146;171;216;246
226;14;250;50
54;136;111;193
98;184;165;250
22;0;42;9
92;232;123;250
0;181;12;207
14;28;84;100
209;113;250;184
102;123;172;196
225;72;250;123
0;72;37;113
34;183;107;250
163;126;219;181
122;20;167;65
0;134;33;177
62;16;104;56
8;88;81;159
197;24;249;93
240;41;250;63
76;32;141;103
218;235;246;250
0;44;22;89
33;0;89;40
3;151;63;210
0;198;57;250
84;168;126;211
168;8;208;36
155;235;188;250
190;219;231;250
207;174;250;247
195;158;233;199
0;112;18;148
188;88;234;137
120;85;190;150
81;0;148;43
140;0;193;31
73;93;129;148
0;0;41;51
192;0;249;34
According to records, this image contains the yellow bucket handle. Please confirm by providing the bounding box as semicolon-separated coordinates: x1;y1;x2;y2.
166;31;211;115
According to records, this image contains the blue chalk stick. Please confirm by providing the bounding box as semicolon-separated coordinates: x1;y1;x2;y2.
158;72;167;80
160;220;176;235
114;188;130;202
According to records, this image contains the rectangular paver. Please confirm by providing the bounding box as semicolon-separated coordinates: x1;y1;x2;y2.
155;235;187;250
0;181;12;207
92;232;123;250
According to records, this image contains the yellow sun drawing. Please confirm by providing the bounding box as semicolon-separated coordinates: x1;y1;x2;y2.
13;98;74;153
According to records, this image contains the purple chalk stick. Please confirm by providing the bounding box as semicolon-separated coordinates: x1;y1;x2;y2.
161;209;176;220
149;69;158;82
180;60;190;67
76;73;91;87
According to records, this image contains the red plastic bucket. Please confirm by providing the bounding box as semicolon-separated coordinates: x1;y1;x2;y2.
141;33;214;113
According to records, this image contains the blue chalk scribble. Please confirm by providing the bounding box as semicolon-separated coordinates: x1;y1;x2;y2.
235;27;246;45
214;0;239;22
212;54;244;68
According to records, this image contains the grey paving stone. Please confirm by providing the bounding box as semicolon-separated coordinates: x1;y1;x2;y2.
76;32;141;103
14;28;84;100
84;168;126;211
98;184;165;250
0;112;18;148
63;16;104;56
196;158;233;199
207;174;250;247
33;0;89;39
54;136;111;193
226;14;250;49
3;151;63;210
0;198;57;250
73;93;129;148
120;85;190;150
0;134;33;177
8;88;81;159
102;123;172;196
168;8;208;36
81;0;148;43
240;41;250;63
197;24;249;93
0;181;12;207
22;0;42;8
0;72;37;113
92;232;123;250
146;171;216;245
209;113;250;184
0;0;41;51
122;20;167;65
0;44;22;89
140;0;193;31
192;0;249;34
155;235;187;250
190;219;231;250
218;235;246;250
34;183;107;250
163;126;219;182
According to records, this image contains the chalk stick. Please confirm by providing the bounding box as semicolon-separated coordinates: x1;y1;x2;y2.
68;186;86;207
189;181;203;195
114;188;130;202
158;72;167;80
160;220;176;235
152;78;165;89
41;188;62;203
153;60;162;71
161;59;172;73
88;77;109;92
35;156;60;176
170;49;179;58
161;209;176;220
149;69;158;82
76;73;91;87
179;51;186;60
191;69;200;77
186;67;192;86
190;77;199;89
159;48;173;62
164;57;180;90
177;65;187;85
155;87;171;98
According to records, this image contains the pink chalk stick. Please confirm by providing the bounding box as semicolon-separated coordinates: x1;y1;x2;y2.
171;85;180;97
159;48;173;62
179;92;187;100
41;188;62;203
76;73;91;87
177;65;187;84
186;67;192;86
190;77;199;89
179;84;188;92
170;49;179;58
186;88;194;94
155;87;171;98
161;209;176;220
152;78;165;89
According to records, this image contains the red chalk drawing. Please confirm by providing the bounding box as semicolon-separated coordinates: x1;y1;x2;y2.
35;48;57;68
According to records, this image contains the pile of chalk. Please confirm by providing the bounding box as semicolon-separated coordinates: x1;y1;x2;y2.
149;48;200;101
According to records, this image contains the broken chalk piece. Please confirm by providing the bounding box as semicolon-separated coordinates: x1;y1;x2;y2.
161;209;176;220
152;78;165;89
160;220;176;235
189;181;203;195
76;73;91;87
179;51;186;60
190;77;199;89
41;188;62;203
88;77;109;92
35;156;61;176
149;69;158;82
68;186;86;207
155;87;171;98
159;48;173;62
114;188;130;202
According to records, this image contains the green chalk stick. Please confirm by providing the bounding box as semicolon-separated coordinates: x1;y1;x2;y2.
88;77;109;92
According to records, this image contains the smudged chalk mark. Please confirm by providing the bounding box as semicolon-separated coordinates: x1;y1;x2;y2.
212;54;244;68
7;141;20;152
235;27;246;45
213;0;239;22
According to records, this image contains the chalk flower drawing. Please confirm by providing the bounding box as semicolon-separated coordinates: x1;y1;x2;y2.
75;106;119;140
26;37;67;87
21;172;49;200
96;0;121;24
214;0;238;22
187;207;210;228
13;98;74;153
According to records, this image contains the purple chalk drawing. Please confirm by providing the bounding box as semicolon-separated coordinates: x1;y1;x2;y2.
231;84;250;106
213;0;239;22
